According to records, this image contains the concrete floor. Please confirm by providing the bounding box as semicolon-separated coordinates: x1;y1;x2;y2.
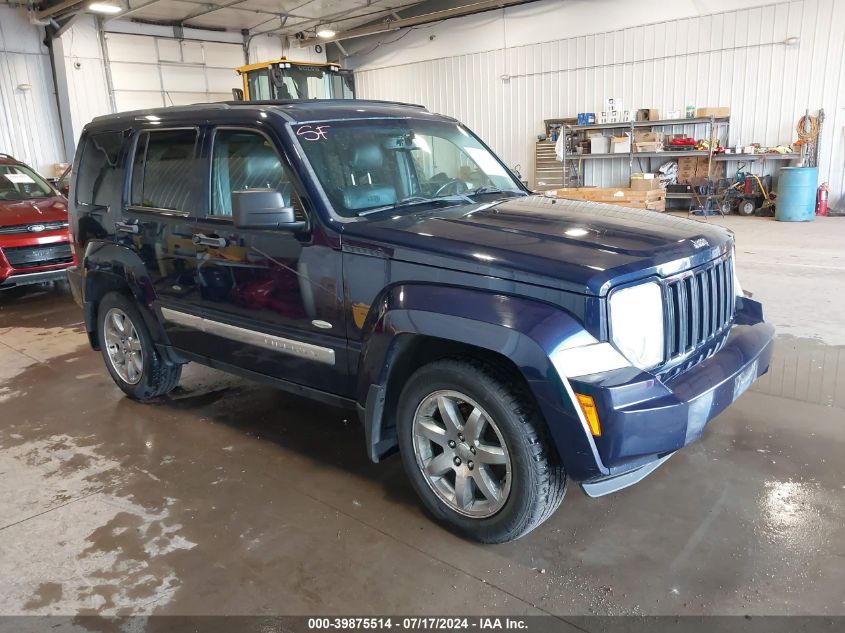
0;215;843;616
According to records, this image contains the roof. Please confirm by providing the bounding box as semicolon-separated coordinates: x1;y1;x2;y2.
235;59;343;74
87;99;442;129
0;153;20;165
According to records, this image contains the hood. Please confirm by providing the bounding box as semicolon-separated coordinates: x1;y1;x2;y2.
341;195;734;295
0;196;68;227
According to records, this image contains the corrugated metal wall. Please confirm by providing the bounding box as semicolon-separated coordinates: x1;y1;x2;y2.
0;6;66;175
355;0;845;208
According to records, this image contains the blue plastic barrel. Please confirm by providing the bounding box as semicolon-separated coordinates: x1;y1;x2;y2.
776;166;818;221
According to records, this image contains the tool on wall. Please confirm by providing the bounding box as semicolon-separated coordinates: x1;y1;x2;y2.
795;109;824;167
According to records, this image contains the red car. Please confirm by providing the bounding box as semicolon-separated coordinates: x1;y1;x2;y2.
0;154;75;291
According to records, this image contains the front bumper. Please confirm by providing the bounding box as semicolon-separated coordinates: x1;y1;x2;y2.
571;296;774;495
0;267;71;288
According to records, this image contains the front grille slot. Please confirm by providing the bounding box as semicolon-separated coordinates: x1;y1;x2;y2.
0;222;68;235
665;254;735;364
1;243;73;268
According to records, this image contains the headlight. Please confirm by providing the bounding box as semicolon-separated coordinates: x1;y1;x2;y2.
732;246;743;297
609;281;664;369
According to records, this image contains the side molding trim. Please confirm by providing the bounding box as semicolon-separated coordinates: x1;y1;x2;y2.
160;307;335;366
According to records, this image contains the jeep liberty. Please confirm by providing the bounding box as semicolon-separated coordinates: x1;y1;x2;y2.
66;101;774;542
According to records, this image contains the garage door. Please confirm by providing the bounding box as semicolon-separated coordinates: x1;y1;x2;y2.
104;32;244;112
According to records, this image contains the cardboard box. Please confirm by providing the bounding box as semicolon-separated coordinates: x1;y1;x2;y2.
634;131;662;143
635;142;661;153
676;156;725;183
604;97;622;112
631;174;662;191
590;135;610;154
636;108;661;122
611;135;631;154
694;107;730;118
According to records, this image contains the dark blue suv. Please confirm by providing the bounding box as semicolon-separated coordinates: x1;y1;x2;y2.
66;100;774;542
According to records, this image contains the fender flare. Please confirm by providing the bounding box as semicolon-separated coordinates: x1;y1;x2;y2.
82;240;169;349
356;283;608;480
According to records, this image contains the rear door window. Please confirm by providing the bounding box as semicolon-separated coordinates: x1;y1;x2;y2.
130;129;200;214
76;131;124;206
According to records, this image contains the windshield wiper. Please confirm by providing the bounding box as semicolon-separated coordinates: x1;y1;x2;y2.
358;194;473;217
469;186;528;197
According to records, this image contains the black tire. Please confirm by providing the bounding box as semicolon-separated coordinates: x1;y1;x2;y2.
396;359;566;543
97;291;181;400
738;200;756;216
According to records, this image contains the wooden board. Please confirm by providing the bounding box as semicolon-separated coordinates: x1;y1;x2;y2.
550;187;666;211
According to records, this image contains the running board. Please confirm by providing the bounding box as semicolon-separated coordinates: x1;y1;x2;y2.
580;452;675;498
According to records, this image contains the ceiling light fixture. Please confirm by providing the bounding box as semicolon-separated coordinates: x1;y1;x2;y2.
316;27;336;39
88;2;123;14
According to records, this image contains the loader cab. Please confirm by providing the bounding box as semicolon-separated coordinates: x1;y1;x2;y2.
235;59;355;101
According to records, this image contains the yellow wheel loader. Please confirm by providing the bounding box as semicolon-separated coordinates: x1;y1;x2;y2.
233;58;355;101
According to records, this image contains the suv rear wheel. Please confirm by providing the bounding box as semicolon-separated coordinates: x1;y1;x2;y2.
97;292;181;400
396;359;566;543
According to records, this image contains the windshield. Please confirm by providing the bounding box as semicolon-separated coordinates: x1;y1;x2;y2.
295;118;523;217
0;164;53;201
266;64;354;100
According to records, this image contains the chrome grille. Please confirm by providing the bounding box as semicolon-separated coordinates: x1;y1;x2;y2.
665;254;735;362
0;221;68;235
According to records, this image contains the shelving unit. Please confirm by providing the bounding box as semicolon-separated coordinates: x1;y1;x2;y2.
713;153;799;162
560;116;730;190
566;116;729;132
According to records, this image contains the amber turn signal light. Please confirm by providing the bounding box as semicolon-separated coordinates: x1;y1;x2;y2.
575;393;601;436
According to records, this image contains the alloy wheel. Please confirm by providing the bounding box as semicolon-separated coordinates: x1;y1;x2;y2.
103;307;144;385
412;390;512;518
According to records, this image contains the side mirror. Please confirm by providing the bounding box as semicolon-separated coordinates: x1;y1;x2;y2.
231;189;305;231
232;88;244;101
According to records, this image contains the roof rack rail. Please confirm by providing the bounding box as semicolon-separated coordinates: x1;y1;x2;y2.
223;98;427;109
0;153;16;160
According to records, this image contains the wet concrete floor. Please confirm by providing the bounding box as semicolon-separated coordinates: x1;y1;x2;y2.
0;216;843;616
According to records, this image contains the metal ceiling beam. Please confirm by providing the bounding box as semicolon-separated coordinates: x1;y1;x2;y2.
300;0;539;44
116;0;167;19
52;11;83;37
257;2;405;37
36;0;85;20
108;0;292;24
176;0;366;28
179;0;252;23
178;0;318;25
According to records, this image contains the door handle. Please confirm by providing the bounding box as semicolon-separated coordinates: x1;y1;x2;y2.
115;221;139;234
192;233;227;248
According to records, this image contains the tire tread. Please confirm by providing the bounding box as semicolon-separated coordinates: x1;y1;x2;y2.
98;292;181;400
398;357;566;543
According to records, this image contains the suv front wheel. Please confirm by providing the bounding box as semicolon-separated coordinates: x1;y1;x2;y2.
396;359;566;543
97;291;181;400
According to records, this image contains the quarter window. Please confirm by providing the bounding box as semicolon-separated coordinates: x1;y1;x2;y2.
210;129;301;218
130;129;199;213
76;131;123;206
